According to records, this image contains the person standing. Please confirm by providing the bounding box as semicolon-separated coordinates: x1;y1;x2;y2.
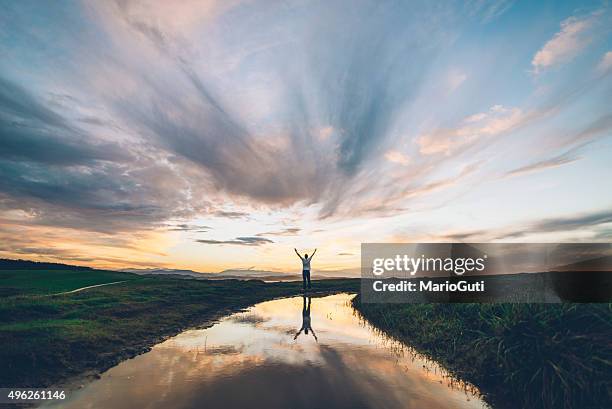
294;248;317;291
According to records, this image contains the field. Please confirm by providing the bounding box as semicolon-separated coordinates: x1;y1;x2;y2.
0;269;139;297
353;297;612;409
0;268;359;388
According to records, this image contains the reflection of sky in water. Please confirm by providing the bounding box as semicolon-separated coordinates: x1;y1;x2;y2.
42;294;489;409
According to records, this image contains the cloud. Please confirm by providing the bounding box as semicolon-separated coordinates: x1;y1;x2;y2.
79;2;337;206
0;78;128;165
384;150;411;166
504;113;612;178
0;219;171;269
15;0;560;225
0;75;215;233
438;229;489;242
416;105;526;155
531;12;598;73
447;71;467;91
214;211;249;219
440;209;612;241
562;113;612;146
490;210;612;241
466;0;515;23
323;160;483;219
401;161;482;199
0;0;609;270
81;0;472;219
504;152;580;178
256;227;301;237
0;78;65;128
165;223;212;232
196;237;273;246
597;51;612;73
316;126;334;141
531;209;612;233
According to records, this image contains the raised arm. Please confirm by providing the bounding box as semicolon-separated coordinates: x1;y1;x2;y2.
294;248;304;260
310;248;317;259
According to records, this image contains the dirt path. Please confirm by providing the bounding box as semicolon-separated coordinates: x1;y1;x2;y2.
52;280;129;295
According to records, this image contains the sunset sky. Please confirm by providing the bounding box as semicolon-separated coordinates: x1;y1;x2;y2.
0;0;611;274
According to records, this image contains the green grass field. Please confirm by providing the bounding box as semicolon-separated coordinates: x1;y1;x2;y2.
0;269;140;296
0;269;359;388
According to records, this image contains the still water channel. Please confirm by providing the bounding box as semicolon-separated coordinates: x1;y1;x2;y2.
42;293;489;409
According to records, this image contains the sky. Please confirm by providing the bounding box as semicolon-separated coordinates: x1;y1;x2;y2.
0;0;611;275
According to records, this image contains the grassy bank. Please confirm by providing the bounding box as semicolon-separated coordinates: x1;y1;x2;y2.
1;268;359;388
353;297;611;409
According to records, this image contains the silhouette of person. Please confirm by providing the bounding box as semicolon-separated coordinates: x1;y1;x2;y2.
294;248;317;291
294;295;317;342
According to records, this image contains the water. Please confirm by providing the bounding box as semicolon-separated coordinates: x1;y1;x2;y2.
42;294;490;409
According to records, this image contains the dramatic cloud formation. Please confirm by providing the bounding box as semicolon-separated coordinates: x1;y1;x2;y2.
0;1;610;271
0;77;200;233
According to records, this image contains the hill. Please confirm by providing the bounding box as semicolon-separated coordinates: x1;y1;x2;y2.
0;258;93;271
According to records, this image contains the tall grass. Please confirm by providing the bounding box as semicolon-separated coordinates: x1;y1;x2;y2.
353;299;612;409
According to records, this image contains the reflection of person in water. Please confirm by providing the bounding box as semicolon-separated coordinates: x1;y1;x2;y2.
294;248;317;291
294;295;317;342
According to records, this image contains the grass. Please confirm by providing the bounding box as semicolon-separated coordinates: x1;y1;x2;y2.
1;269;359;388
0;269;138;296
352;298;612;409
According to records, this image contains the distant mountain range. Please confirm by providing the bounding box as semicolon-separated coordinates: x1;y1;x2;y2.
122;267;359;281
0;258;358;280
121;267;291;280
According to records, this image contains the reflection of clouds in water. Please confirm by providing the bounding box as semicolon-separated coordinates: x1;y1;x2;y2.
45;294;488;409
254;293;378;345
